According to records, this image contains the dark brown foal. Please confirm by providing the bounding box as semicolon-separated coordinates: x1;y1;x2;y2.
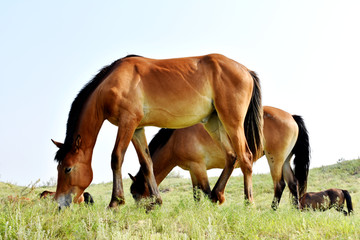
300;188;353;215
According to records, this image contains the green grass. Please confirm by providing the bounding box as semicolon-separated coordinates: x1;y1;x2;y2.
1;159;360;239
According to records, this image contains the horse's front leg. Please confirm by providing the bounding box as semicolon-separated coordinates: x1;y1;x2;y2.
283;159;300;208
189;164;211;201
109;120;137;208
132;128;162;206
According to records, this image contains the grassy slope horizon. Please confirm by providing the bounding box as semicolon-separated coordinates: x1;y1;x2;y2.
1;158;359;239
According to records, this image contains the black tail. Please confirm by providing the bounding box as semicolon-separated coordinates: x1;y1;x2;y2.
292;115;311;197
244;71;263;160
148;129;175;157
342;190;353;215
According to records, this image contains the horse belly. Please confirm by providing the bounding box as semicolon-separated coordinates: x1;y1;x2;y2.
139;95;213;128
205;153;227;169
203;143;227;169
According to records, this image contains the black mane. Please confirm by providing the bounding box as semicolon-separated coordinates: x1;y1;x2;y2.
54;55;140;163
148;128;175;157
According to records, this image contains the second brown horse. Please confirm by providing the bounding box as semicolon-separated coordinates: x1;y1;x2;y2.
130;106;310;209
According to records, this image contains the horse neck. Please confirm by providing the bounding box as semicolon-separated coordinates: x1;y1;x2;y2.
77;98;105;161
151;147;176;185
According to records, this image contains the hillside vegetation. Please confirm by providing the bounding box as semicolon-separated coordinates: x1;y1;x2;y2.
1;159;359;239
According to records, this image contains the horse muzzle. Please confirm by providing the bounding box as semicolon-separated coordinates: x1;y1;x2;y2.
57;193;72;210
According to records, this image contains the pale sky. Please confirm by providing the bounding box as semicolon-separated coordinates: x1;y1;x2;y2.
1;1;359;186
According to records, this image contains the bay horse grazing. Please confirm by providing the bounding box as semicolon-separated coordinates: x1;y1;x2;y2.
300;189;353;215
130;106;310;209
51;54;263;209
40;191;94;204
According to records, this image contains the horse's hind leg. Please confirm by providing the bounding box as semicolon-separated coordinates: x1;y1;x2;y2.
204;112;239;204
208;119;253;204
335;204;347;215
283;155;300;208
273;177;286;209
271;177;286;210
210;95;254;202
266;152;286;210
131;128;162;205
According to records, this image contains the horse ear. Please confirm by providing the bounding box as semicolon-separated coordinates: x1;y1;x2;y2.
128;173;136;182
74;135;82;151
51;139;63;149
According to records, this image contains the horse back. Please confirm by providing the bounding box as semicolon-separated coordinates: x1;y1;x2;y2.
100;54;253;129
300;191;329;209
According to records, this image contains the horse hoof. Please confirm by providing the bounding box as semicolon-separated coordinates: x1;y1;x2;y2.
155;196;162;205
271;201;279;210
244;200;256;208
108;197;125;208
108;202;124;208
218;195;226;205
210;192;225;204
140;197;162;212
146;196;162;211
210;195;218;204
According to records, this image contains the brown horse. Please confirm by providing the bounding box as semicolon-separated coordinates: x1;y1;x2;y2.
40;190;94;205
130;106;310;209
39;190;55;199
300;189;353;215
51;54;263;209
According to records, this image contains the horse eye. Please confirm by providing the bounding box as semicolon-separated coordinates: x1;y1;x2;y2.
64;167;72;174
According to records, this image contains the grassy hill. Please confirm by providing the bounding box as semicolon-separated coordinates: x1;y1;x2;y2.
1;159;359;239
